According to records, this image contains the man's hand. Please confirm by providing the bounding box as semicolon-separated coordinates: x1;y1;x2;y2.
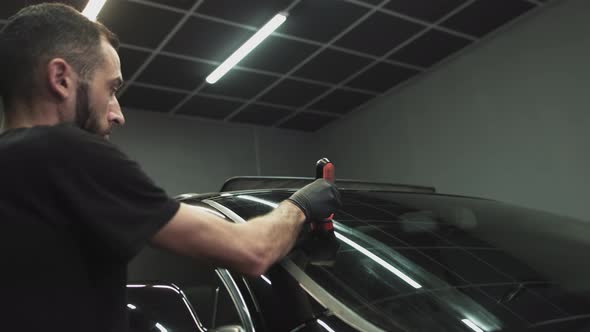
287;179;342;222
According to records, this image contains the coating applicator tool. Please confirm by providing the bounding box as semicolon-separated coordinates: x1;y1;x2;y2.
300;158;340;266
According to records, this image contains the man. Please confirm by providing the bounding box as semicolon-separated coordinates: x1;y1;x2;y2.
0;3;341;331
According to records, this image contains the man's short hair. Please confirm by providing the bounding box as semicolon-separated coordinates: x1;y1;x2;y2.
0;3;119;110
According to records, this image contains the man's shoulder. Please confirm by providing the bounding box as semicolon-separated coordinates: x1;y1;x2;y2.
4;124;123;161
0;124;81;150
46;124;125;160
36;124;120;150
1;124;99;143
45;124;102;143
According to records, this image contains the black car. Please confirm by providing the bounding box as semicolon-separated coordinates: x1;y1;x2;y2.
128;177;590;332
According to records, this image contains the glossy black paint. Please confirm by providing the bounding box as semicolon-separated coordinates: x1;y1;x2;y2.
132;190;590;331
205;190;590;331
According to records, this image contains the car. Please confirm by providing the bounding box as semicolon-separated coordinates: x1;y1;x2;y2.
128;176;590;332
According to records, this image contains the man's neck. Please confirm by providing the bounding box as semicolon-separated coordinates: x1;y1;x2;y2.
3;99;62;130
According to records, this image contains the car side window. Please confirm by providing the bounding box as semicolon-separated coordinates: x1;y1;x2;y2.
127;283;204;332
185;268;252;332
127;269;250;332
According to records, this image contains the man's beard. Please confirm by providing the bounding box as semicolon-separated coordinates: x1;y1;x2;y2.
74;82;101;136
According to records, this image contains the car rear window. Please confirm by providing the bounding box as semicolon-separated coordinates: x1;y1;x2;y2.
210;191;590;331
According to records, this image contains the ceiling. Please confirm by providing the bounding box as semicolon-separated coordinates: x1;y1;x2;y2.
0;0;552;132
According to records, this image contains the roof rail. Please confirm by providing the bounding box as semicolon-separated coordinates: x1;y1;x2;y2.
220;176;435;193
173;192;220;201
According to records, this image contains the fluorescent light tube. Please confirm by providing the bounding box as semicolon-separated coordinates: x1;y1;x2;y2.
82;0;107;21
206;13;287;84
261;275;272;285
317;319;336;332
462;319;484;332
155;323;168;332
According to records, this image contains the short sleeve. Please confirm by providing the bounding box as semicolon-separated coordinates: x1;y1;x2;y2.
49;126;180;262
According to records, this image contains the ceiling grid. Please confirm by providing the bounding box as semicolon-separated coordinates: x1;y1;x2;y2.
0;0;546;131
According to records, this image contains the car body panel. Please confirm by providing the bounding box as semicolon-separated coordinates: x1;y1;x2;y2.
131;189;590;331
201;190;590;332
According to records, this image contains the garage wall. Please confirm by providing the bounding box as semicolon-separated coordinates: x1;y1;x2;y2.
314;0;590;220
112;108;313;196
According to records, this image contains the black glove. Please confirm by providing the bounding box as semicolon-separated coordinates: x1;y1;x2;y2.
287;179;342;222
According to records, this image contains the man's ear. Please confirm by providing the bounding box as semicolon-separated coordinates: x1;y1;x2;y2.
46;58;75;100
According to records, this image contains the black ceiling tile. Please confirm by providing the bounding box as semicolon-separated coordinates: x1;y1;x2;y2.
98;1;182;48
137;55;215;90
335;12;424;56
118;47;151;80
120;85;187;112
390;29;473;67
440;0;535;37
385;0;468;22
238;35;319;74
278;0;370;42
259;79;330;107
147;0;195;10
0;1;89;19
231;104;292;126
347;62;420;93
176;95;242;119
201;69;277;99
279;112;338;132
310;89;374;114
197;0;293;27
294;49;373;84
164;16;252;61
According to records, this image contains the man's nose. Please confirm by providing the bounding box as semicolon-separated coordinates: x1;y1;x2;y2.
108;98;126;127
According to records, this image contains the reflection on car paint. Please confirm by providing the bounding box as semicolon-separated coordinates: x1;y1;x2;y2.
203;190;590;331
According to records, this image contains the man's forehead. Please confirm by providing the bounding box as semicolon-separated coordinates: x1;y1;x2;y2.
100;37;121;73
112;48;121;69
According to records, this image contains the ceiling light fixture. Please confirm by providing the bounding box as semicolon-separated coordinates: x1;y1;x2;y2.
126;284;147;288
206;13;287;84
261;275;272;285
82;0;108;21
317;319;336;332
155;323;168;332
461;319;485;332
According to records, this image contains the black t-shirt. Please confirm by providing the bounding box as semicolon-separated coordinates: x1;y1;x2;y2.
0;124;180;331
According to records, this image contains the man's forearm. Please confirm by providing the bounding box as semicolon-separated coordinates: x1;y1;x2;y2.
152;179;339;277
240;201;306;274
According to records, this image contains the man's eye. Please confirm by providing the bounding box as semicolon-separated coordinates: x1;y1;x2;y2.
114;83;126;97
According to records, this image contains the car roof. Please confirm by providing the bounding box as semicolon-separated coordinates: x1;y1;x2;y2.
220;176;436;193
175;188;494;204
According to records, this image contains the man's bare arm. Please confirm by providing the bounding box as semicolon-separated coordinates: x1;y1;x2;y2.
151;201;305;277
151;179;341;277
